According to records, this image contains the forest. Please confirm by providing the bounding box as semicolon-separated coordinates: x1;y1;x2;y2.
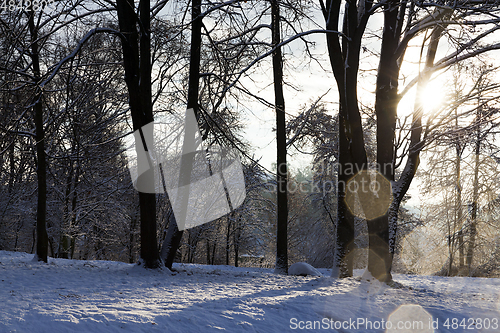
1;0;500;286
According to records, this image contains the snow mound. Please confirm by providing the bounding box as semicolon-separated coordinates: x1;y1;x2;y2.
288;262;322;276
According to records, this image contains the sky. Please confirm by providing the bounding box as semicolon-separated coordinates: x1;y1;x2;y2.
150;1;500;214
236;5;500;215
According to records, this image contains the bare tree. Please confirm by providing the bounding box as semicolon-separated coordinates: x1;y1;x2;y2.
270;0;289;275
321;0;500;282
115;0;161;268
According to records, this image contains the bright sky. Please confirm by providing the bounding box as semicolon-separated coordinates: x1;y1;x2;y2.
155;3;500;212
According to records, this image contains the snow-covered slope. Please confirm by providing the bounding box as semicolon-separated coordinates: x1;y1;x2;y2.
1;251;499;332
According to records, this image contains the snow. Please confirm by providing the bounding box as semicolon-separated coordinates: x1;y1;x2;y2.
1;250;500;332
288;262;322;277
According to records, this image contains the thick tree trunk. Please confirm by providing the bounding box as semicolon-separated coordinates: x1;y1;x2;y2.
271;0;288;275
28;10;48;263
34;93;48;263
332;111;355;278
371;4;449;282
322;0;371;278
234;239;239;268
334;187;355;277
370;0;401;282
116;0;160;268
367;215;392;281
138;0;160;268
161;0;202;270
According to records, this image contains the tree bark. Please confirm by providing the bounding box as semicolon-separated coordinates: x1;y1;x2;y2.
8;140;15;194
162;0;202;270
453;107;464;274
234;217;240;267
333;113;356;278
370;4;450;282
271;0;288;275
226;215;231;266
28;10;48;263
369;0;401;283
116;0;160;268
466;105;482;275
206;239;210;265
322;0;371;278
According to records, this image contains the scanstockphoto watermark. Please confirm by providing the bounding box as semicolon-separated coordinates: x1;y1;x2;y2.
276;160;395;179
289;317;432;331
266;177;383;197
1;0;55;11
267;163;393;197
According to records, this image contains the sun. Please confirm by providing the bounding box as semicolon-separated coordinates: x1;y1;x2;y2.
420;79;445;113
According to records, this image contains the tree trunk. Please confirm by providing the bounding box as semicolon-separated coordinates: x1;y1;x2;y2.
129;209;139;263
116;0;160;268
59;169;73;259
186;231;192;263
69;171;78;259
8;140;14;194
60;154;79;259
371;6;449;282
161;214;182;269
226;215;231;266
369;0;401;283
367;215;392;281
138;0;160;269
234;217;240;268
271;0;288;275
458;229;465;268
161;0;202;270
206;239;210;265
322;0;371;278
333;118;356;278
466;107;481;275
28;10;48;263
234;244;239;267
453;109;464;274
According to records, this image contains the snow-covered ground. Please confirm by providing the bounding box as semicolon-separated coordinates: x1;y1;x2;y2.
1;251;499;332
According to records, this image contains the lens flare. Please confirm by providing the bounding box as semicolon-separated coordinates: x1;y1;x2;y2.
345;170;393;221
387;304;434;332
